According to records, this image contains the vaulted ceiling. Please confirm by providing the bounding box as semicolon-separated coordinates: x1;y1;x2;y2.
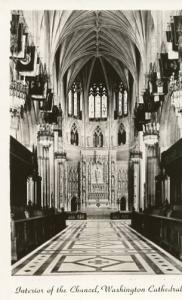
22;10;154;92
41;10;154;89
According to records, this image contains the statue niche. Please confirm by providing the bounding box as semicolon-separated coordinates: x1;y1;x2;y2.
70;123;79;145
118;123;126;145
93;126;103;147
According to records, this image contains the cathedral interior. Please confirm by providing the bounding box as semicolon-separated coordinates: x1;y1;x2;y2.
10;10;182;275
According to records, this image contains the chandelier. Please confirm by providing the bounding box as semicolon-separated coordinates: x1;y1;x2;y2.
37;124;54;147
10;80;28;115
143;122;159;145
130;149;142;162
170;70;182;113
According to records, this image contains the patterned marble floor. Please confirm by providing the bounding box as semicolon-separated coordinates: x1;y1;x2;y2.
12;220;182;275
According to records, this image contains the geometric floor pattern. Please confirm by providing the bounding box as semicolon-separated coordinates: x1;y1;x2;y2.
12;220;182;275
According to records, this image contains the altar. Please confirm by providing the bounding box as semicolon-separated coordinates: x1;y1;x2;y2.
80;150;128;210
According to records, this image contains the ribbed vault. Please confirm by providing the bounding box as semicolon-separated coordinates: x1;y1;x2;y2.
23;10;154;94
40;10;154;91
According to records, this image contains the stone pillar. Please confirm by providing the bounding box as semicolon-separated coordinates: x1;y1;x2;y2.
143;139;159;208
108;152;112;207
130;144;142;212
37;124;54;208
34;179;37;206
46;147;50;207
164;175;170;204
43;147;47;207
80;157;83;210
81;155;86;210
10;112;20;140
11;213;17;262
26;176;34;205
54;158;58;210
54;153;67;211
49;142;54;207
26;177;30;205
133;161;140;211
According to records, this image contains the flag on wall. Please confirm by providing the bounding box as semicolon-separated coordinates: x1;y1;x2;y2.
30;77;48;100
159;53;179;78
44;90;53;111
16;46;35;72
10;14;19;35
171;16;182;51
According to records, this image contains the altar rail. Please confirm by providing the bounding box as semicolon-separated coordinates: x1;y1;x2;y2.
110;211;132;219
11;214;66;263
67;212;87;220
131;212;182;260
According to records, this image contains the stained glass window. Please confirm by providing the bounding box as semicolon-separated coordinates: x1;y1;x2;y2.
88;83;107;120
123;90;128;115
95;94;101;118
102;88;107;118
89;93;95;118
68;81;82;119
73;92;77;116
68;90;72;115
118;91;122;115
115;82;128;118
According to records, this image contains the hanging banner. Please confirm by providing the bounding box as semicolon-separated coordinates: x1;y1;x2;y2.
171;16;182;52
44;90;53;111
17;22;23;53
173;16;182;51
30;77;48;100
167;42;179;60
16;46;36;72
10;14;19;35
160;53;179;78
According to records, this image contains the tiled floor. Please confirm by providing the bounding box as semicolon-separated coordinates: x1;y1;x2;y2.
12;220;182;275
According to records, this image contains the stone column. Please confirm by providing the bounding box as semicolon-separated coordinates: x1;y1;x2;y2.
143;139;159;208
108;152;111;207
54;158;58;210
49;142;54;207
133;161;140;211
130;149;142;212
34;179;37;206
26;176;34;205
54;153;67;211
43;147;47;207
46;147;50;207
163;174;170;204
26;177;30;205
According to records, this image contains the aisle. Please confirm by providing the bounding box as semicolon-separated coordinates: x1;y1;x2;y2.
12;220;182;275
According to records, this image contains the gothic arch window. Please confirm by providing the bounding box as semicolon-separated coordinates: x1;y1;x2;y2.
70;123;79;146
114;82;128;119
118;123;126;145
68;81;82;119
89;83;107;120
93;126;103;147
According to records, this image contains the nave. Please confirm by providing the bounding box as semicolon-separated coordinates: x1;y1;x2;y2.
12;220;182;275
9;10;182;272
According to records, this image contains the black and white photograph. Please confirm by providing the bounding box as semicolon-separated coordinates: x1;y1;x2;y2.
1;1;182;299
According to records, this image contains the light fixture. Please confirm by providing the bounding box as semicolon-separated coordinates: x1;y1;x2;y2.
10;80;28;114
170;70;182;113
143;122;159;145
37;124;54;147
